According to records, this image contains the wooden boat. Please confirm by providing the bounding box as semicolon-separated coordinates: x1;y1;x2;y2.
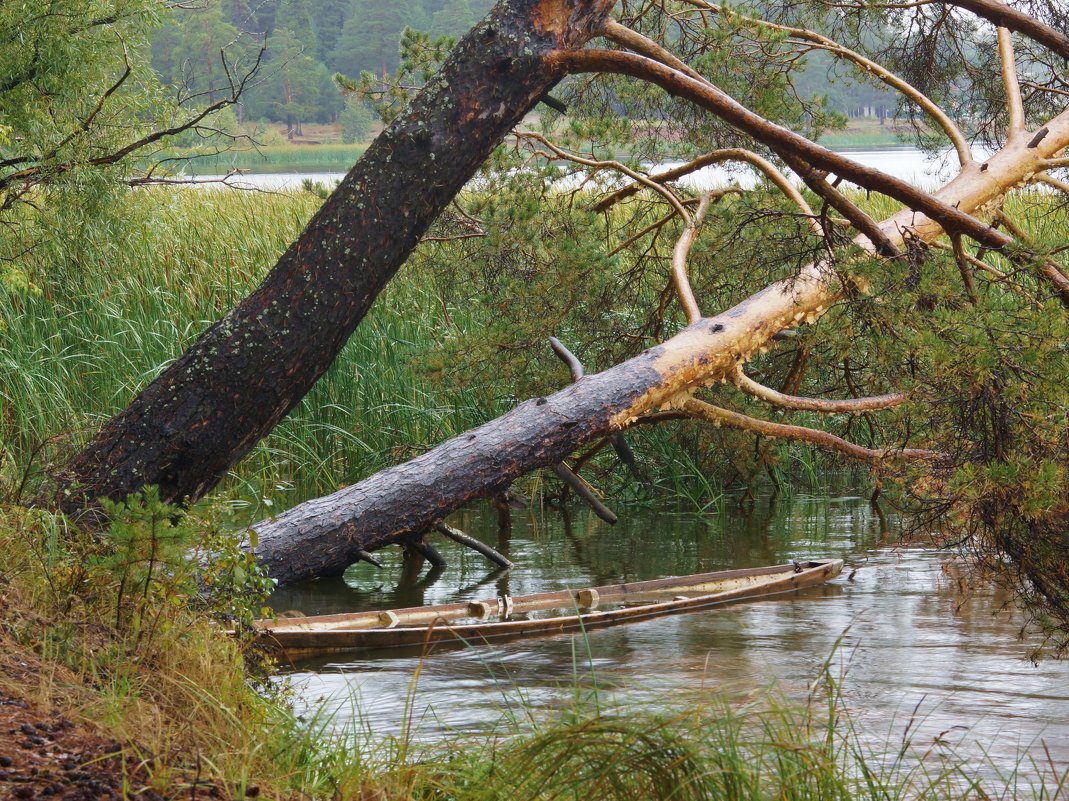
253;559;843;659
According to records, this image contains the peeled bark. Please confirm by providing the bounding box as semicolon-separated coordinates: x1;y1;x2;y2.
57;0;616;512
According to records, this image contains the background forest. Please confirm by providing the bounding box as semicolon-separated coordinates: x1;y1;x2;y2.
150;0;895;137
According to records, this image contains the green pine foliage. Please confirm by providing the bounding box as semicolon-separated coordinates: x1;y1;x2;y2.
94;487;273;641
330;1;428;80
340;99;375;144
0;0;219;290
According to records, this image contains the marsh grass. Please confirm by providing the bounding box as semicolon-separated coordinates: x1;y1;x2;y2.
1;185;1060;518
0;187;500;514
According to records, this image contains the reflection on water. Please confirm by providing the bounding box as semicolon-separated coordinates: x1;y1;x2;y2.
270;492;1069;771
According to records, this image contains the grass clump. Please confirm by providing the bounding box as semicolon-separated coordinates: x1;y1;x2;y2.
0;496;372;798
351;673;1069;801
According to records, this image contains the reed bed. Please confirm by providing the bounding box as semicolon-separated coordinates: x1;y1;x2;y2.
174;144;368;174
0;187;499;513
2;184;1058;517
0;184;747;516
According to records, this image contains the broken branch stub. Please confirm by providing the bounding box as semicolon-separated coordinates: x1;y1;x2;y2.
436;523;513;569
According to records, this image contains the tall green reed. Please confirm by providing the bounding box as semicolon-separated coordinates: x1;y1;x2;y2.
0;187;498;515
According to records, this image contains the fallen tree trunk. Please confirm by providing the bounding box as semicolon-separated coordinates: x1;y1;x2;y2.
56;0;616;514
250;271;832;585
251;120;1069;586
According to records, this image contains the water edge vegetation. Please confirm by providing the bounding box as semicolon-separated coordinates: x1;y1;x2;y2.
2;496;1068;800
2;183;1069;797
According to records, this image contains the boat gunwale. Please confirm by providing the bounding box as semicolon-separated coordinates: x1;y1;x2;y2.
255;559;844;656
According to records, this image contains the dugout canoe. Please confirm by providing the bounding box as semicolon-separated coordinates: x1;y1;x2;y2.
252;559;843;659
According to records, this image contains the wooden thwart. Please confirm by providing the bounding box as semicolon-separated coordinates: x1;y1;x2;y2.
251;559;843;659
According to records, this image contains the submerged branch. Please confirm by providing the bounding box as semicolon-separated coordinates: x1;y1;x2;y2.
552;463;618;524
435;524;513;569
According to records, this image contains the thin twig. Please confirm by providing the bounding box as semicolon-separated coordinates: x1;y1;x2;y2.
681;398;942;465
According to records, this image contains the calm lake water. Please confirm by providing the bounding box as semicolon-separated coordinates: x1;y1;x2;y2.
268;492;1069;772
190;146;973;192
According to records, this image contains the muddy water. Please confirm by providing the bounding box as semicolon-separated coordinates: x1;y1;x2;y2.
268;492;1069;770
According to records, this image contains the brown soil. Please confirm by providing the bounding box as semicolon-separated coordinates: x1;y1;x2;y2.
0;691;224;801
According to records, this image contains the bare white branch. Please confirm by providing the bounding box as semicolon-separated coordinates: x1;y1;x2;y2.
680;398;942;464
732;368;907;412
671;191;715;323
998;27;1027;135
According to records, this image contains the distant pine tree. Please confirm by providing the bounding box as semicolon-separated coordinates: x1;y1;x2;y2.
312;0;349;64
330;0;429;77
275;0;316;44
429;0;482;39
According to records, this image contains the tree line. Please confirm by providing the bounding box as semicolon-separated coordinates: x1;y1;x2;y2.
150;0;495;136
149;0;897;138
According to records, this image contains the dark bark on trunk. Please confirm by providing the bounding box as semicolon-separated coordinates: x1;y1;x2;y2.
57;0;615;513
250;334;677;586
